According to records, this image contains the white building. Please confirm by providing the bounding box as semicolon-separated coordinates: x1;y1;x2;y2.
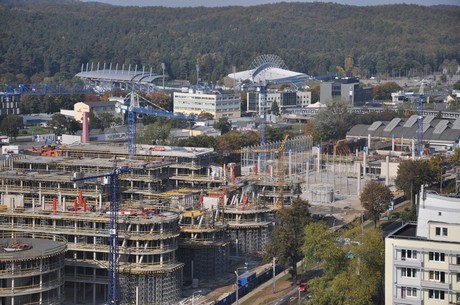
247;90;311;114
173;88;241;119
385;191;460;305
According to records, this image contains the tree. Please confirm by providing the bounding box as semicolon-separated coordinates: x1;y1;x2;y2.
395;159;437;207
97;112;122;129
264;198;311;281
0;114;23;141
48;113;81;136
311;101;355;143
270;101;280;116
360;180;394;227
302;222;346;278
137;121;172;145
214;117;231;134
198;111;214;120
304;222;385;305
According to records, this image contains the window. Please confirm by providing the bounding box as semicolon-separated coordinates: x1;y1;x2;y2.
429;290;445;300
402;249;417;260
436;227;441;235
401;287;417;298
435;226;448;236
402;268;417;278
429;271;445;283
457;273;460;283
429;252;446;262
443;227;448;236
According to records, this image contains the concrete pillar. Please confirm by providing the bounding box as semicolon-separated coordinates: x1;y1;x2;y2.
357;163;361;195
411;138;415;160
368;134;371;152
363;152;366;177
391;136;395;152
317;148;321;173
385;156;389;186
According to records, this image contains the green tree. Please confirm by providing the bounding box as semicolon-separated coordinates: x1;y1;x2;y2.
214;117;231;134
137;121;172;145
311;101;355;143
0;114;23;141
302;222;346;278
97;113;122;129
360;180;394;227
265;198;311;281
270;101;280;116
198;111;214;120
305;223;385;305
48;113;81;136
395;159;437;207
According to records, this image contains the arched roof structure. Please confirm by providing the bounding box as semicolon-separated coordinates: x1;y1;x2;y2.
228;54;312;85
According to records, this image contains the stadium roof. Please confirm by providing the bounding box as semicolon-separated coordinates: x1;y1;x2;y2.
228;54;312;85
76;69;163;83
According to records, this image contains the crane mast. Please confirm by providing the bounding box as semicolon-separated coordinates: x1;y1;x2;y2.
72;165;129;305
416;81;425;157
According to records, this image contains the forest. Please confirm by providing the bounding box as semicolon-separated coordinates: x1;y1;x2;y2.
0;0;459;84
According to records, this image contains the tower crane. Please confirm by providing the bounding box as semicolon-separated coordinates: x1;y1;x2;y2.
276;134;290;208
121;90;197;160
72;164;130;305
416;80;425;157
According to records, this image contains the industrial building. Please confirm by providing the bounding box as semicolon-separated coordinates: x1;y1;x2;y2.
0;93;21;116
347;115;460;152
385;190;460;304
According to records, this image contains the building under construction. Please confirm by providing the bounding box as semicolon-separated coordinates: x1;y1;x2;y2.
0;136;314;304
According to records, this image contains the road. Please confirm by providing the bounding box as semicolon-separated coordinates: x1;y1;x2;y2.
268;269;322;305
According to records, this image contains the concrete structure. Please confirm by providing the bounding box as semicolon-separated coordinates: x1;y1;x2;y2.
320;77;372;107
173;88;241;119
0;233;67;305
385;191;460;305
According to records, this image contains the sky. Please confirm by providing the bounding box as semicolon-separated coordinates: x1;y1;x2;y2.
82;0;460;7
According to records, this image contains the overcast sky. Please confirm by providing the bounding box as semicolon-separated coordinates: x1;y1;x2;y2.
82;0;460;7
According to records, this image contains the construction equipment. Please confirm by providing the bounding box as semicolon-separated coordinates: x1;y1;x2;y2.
122;90;197;160
72;164;130;305
416;80;425;157
276;134;290;208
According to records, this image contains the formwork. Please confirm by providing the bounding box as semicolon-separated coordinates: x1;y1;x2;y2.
222;206;276;257
0;233;67;305
178;209;229;282
0;206;184;305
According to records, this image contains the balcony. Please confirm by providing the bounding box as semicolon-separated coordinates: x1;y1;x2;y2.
420;280;449;290
449;263;460;272
394;258;422;268
393;296;421;305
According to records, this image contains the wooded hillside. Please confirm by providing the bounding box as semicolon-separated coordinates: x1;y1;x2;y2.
0;0;459;83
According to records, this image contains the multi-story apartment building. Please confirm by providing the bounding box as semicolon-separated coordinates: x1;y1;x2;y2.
385;190;460;305
247;89;312;114
0;93;21;116
173;88;241;119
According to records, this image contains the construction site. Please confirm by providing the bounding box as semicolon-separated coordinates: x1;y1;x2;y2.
0;133;382;305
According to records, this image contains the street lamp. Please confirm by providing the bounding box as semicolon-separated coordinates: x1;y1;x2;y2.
192;290;202;305
235;266;247;305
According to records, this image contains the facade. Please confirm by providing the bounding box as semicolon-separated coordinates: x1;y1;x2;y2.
0;234;67;305
320;77;372;107
247;90;312;114
173;89;241;119
385;191;460;305
73;100;120;123
0;93;20;116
